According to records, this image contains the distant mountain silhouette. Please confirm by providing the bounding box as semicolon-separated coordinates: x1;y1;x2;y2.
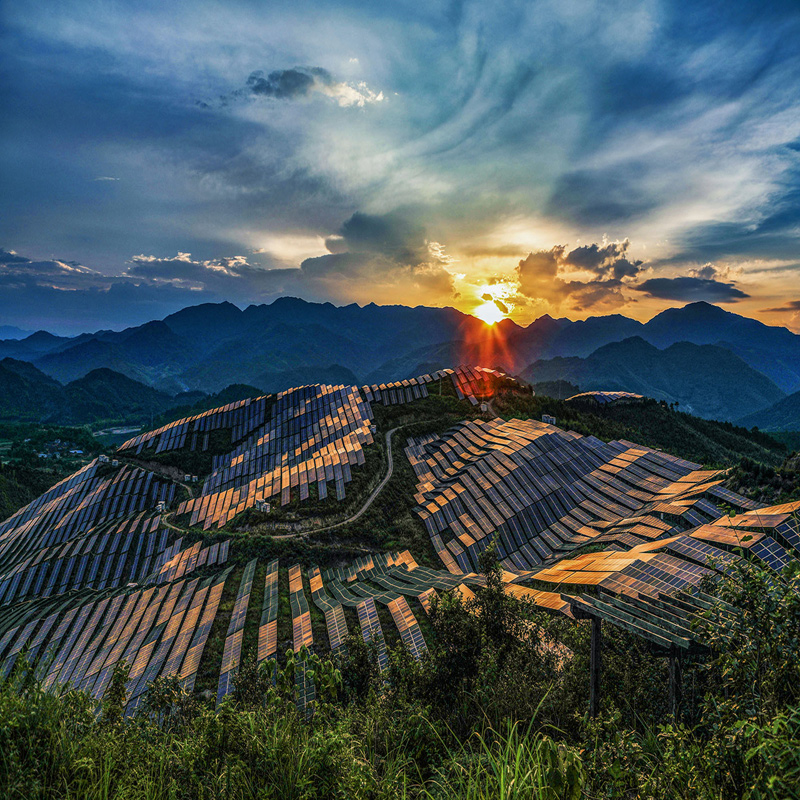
737;389;800;432
523;337;786;421
0;360;201;425
640;301;800;392
1;298;798;416
0;326;32;340
0;358;64;421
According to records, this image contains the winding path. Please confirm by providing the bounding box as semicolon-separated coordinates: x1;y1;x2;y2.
160;425;407;539
312;425;403;534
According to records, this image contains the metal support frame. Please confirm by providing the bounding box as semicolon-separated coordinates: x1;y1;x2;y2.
668;644;682;719
589;615;602;718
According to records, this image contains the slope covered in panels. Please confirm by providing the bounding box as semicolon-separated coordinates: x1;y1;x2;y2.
405;417;758;574
175;383;374;529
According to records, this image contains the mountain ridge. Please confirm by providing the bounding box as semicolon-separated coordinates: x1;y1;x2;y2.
2;299;799;410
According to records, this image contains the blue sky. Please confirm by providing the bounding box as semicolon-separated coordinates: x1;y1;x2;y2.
2;0;800;334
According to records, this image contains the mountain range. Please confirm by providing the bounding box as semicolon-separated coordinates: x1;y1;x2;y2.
1;298;799;427
0;359;185;425
523;338;785;422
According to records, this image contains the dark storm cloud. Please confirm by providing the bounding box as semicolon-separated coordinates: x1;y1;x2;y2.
563;240;642;280
0;249;31;265
634;277;749;303
246;67;332;100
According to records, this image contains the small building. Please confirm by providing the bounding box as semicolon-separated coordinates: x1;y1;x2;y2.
256;499;271;514
156;500;166;513
111;459;119;468
98;454;110;463
542;414;557;426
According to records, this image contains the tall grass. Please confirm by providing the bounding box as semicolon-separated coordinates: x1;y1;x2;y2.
423;720;584;800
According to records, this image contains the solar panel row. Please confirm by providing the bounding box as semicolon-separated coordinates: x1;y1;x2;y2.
216;559;257;707
308;566;348;651
289;564;313;652
118;395;274;456
355;598;388;671
363;366;519;408
387;596;428;659
257;559;280;663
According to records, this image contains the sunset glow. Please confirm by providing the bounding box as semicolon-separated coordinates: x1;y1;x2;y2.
473;300;506;325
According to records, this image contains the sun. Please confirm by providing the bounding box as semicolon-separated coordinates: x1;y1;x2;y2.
473;300;505;325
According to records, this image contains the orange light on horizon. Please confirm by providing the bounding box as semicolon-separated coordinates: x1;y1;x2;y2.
473;300;506;326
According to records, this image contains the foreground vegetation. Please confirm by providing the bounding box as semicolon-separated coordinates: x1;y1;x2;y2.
3;549;799;799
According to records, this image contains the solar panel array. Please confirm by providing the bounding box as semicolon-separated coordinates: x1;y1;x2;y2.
526;499;800;647
0;512;167;607
566;391;645;405
0;461;175;574
175;384;374;529
117;395;275;456
363;366;520;407
405;417;750;574
0;562;233;710
2;367;799;715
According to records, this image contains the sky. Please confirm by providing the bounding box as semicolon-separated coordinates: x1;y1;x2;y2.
2;0;800;335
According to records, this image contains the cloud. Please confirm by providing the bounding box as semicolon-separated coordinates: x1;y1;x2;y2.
763;300;800;312
0;249;31;265
244;66;383;107
298;212;457;303
634;276;750;302
562;239;642;280
493;297;509;315
515;239;641;311
93;176;120;181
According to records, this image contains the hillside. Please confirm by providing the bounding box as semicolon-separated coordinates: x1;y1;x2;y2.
641;301;800;392
494;390;786;468
523;337;785;422
0;358;64;421
61;368;178;425
0;363;204;426
737;388;800;432
1;366;798;800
